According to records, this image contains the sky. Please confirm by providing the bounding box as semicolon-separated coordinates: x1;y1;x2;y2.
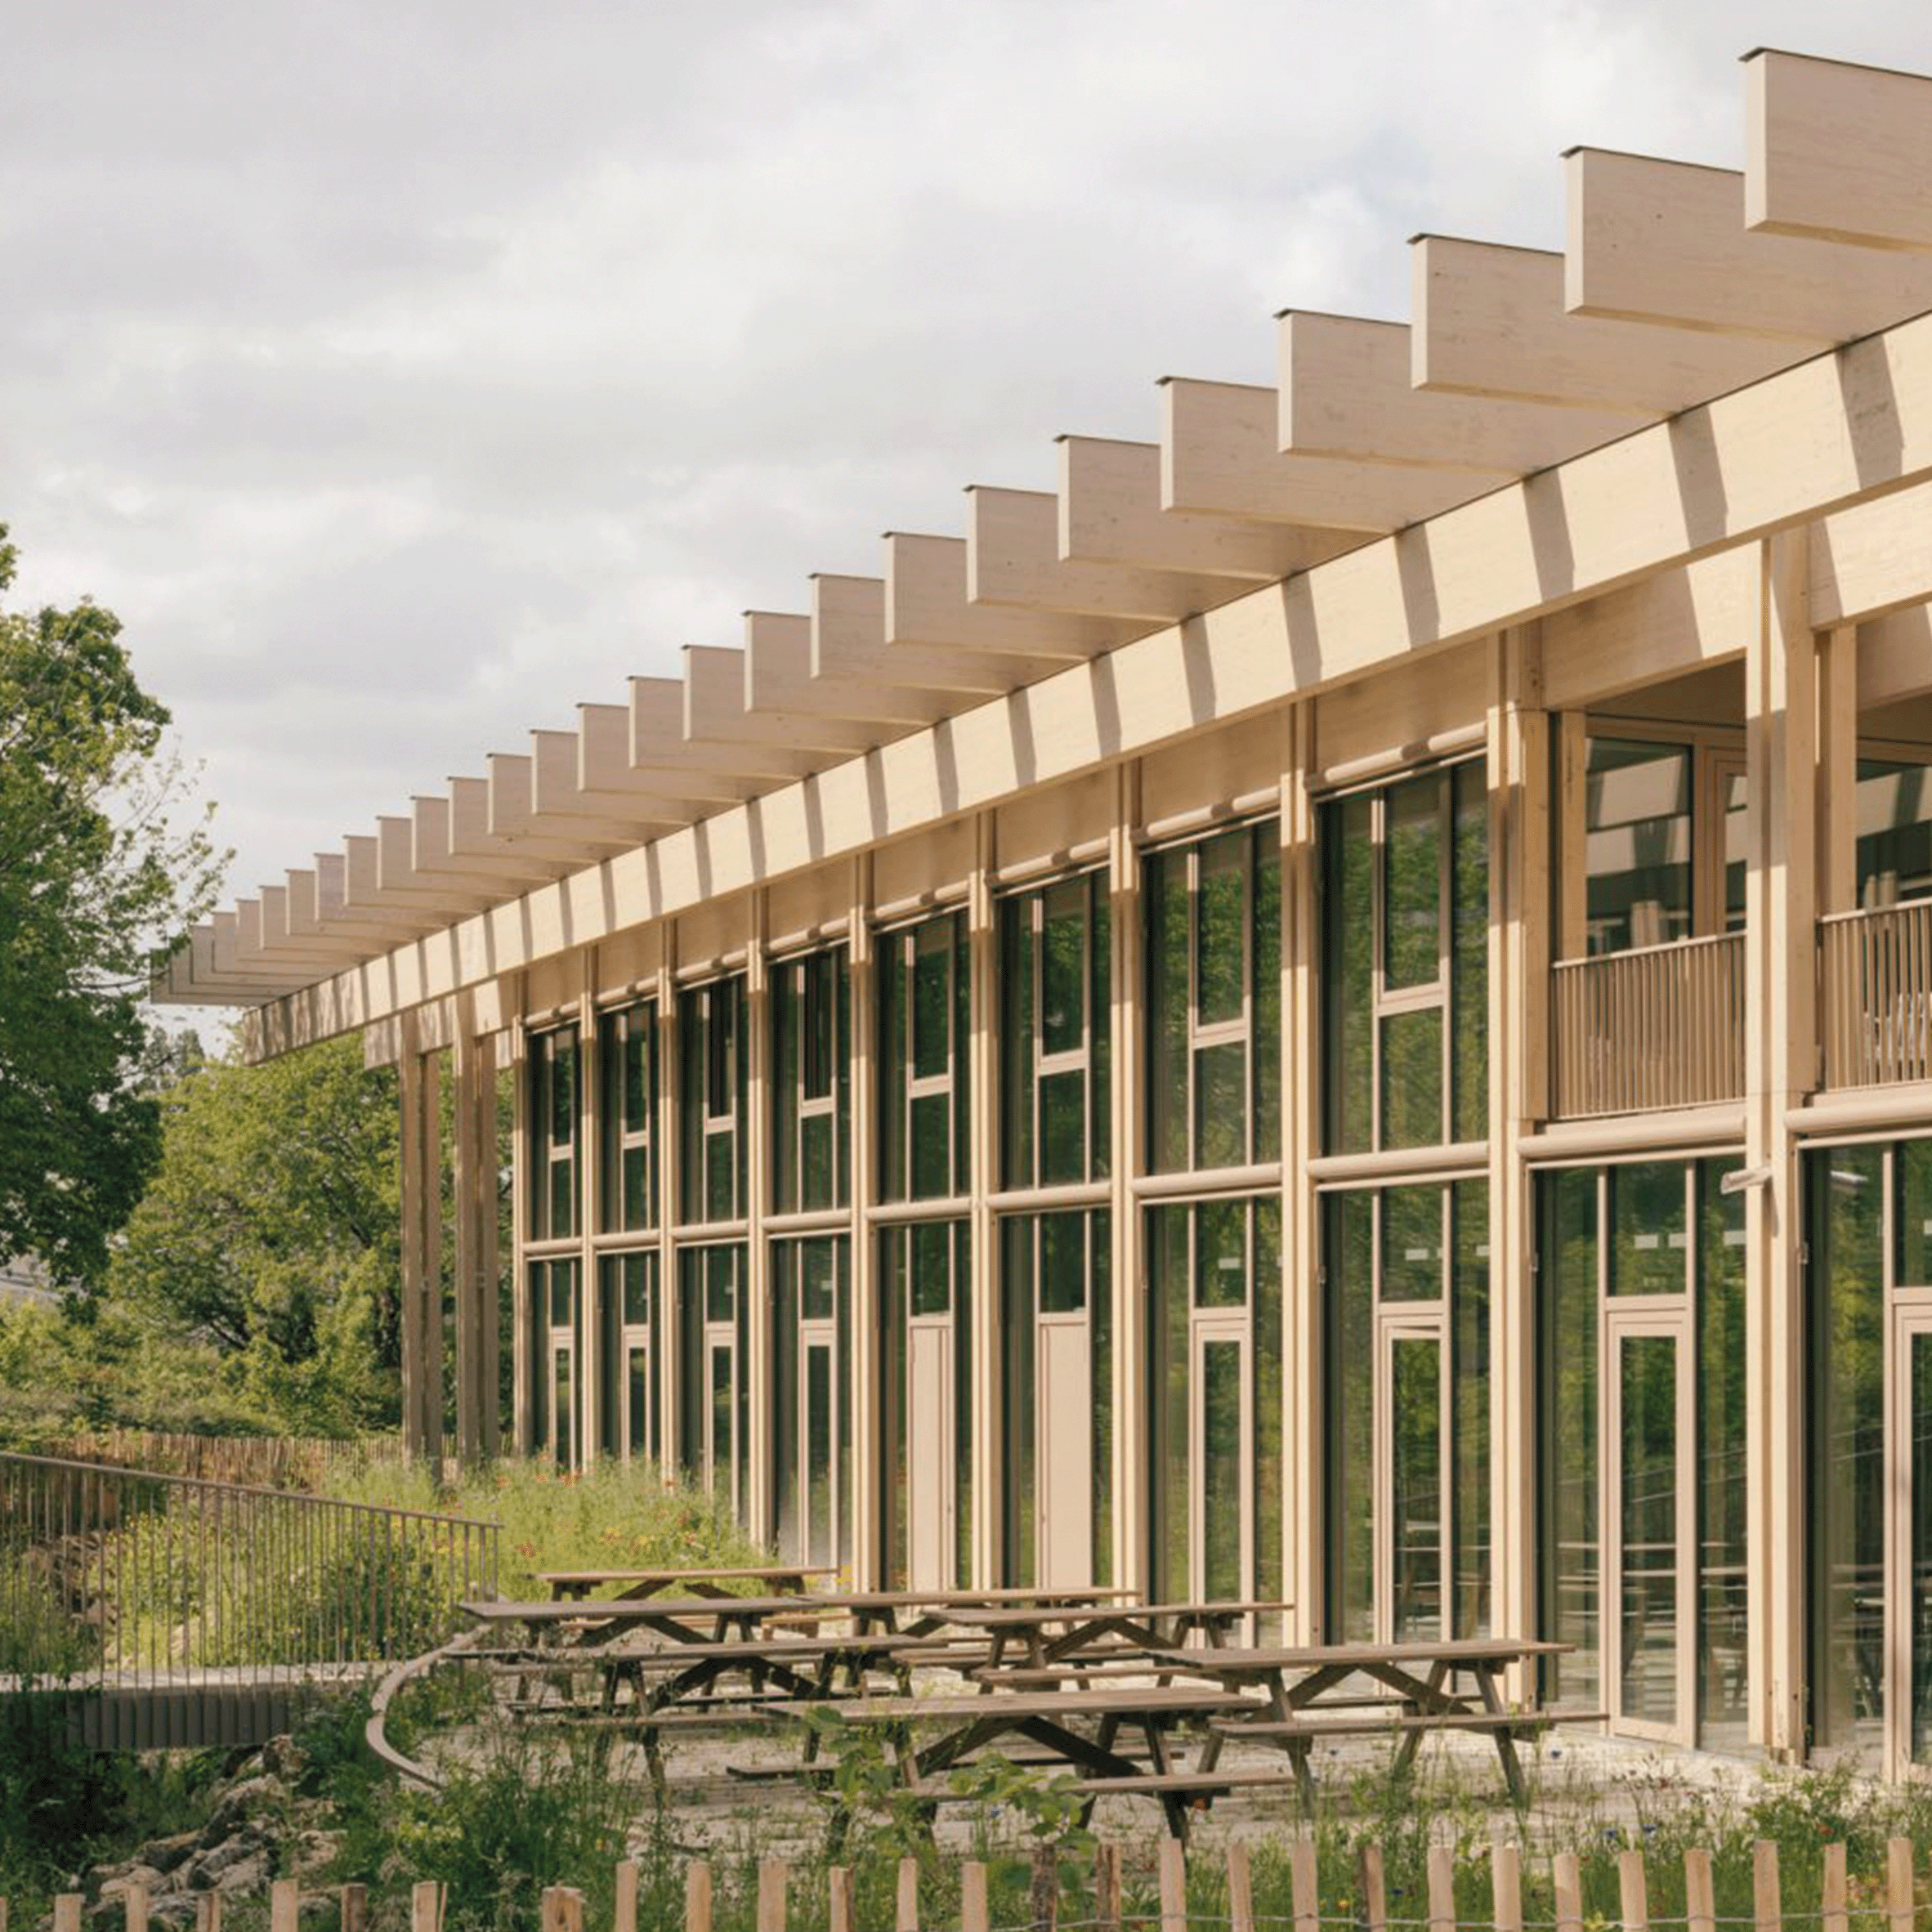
4;0;1930;942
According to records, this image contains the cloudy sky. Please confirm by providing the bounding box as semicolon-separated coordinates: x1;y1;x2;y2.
4;0;1929;938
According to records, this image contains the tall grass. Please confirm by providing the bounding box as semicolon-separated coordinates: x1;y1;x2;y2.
319;1457;774;1602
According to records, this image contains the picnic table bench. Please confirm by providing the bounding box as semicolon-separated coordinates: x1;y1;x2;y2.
1145;1637;1596;1809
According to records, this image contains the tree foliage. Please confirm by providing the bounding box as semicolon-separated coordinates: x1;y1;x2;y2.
104;1035;405;1435
0;525;223;1283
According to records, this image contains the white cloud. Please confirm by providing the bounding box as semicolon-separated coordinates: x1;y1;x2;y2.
2;0;1930;922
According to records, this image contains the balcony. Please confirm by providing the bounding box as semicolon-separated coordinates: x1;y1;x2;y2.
1821;901;1932;1089
1551;932;1746;1119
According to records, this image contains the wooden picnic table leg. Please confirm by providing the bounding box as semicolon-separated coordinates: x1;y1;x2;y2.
1390;1660;1452;1780
1472;1661;1529;1806
1288;1736;1316;1817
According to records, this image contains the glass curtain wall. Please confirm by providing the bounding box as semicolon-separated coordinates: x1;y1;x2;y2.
676;1241;749;1519
1322;762;1487;1155
1806;1138;1932;1768
1323;1180;1489;1644
998;871;1112;1591
1534;1157;1746;1745
878;911;972;1589
525;1026;582;1464
678;977;748;1224
770;946;853;1573
771;1236;852;1575
1143;818;1281;1622
596;1000;660;1465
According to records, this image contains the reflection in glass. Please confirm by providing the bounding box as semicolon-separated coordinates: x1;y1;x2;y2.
1619;1333;1679;1725
1539;1166;1599;1706
1202;1339;1245;1602
1611;1161;1688;1295
1451;1181;1491;1639
1391;1336;1442;1641
1585;739;1692;955
1808;1148;1885;1752
1384;776;1442;990
1380;1008;1443;1150
1697;1162;1749;1746
1914;1334;1932;1763
1324;1190;1375;1644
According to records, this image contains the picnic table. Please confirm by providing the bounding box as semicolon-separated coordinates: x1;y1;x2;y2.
807;1684;1269;1838
1144;1636;1594;1809
537;1564;838;1603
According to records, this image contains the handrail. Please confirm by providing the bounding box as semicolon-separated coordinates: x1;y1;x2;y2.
365;1626;486;1789
1550;932;1745;1119
1820;898;1932;1089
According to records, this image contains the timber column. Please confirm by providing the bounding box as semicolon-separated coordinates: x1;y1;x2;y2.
1744;530;1817;1759
1487;626;1550;1689
398;1008;444;1461
450;995;501;1462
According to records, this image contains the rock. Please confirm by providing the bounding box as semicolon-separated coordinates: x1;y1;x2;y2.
101;1867;167;1898
258;1735;306;1782
195;1834;266;1882
147;1898;200;1929
203;1776;285;1840
213;1854;271;1896
144;1834;203;1877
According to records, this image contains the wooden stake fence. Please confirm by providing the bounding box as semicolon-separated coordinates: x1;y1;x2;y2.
13;1836;1929;1932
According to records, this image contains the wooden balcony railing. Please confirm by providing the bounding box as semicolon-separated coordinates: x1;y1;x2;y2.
1551;932;1746;1119
1821;899;1932;1089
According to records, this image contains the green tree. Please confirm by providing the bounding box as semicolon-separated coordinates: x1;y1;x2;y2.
104;1035;404;1435
0;525;222;1284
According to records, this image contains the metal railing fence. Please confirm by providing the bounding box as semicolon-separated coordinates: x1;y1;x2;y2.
0;1450;498;1748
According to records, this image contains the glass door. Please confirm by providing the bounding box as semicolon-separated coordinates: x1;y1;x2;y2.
1378;1319;1447;1641
1191;1322;1252;1605
1605;1312;1693;1743
1886;1304;1932;1776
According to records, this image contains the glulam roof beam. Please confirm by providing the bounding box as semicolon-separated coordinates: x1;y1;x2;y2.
886;533;1138;656
967;485;1236;622
251;882;387;963
628;678;824;786
530;727;692;831
1056;436;1348;579
345;832;494;919
232;896;358;970
1161;378;1480;529
1746;49;1932;253
812;574;1077;693
409;794;565;890
448;775;628;870
684;644;881;757
484;754;641;855
1412;235;1792;412
1566;148;1932;342
1278;312;1644;470
745;610;949;727
282;863;431;945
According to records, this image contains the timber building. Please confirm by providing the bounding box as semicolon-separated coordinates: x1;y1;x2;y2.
158;50;1932;1772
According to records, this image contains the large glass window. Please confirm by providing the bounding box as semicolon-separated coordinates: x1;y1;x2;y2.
597;1002;656;1233
1146;822;1280;1174
1000;873;1111;1188
1146;1196;1281;1627
527;1026;579;1240
597;1250;660;1464
771;1237;852;1574
773;948;850;1213
1584;739;1693;955
528;1256;580;1468
1323;1178;1489;1645
879;913;969;1202
677;1242;749;1522
1321;763;1487;1155
1855;758;1932;906
678;977;748;1223
1534;1156;1745;1741
1807;1146;1885;1754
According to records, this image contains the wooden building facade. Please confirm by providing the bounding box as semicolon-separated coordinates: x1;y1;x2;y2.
158;50;1932;1772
